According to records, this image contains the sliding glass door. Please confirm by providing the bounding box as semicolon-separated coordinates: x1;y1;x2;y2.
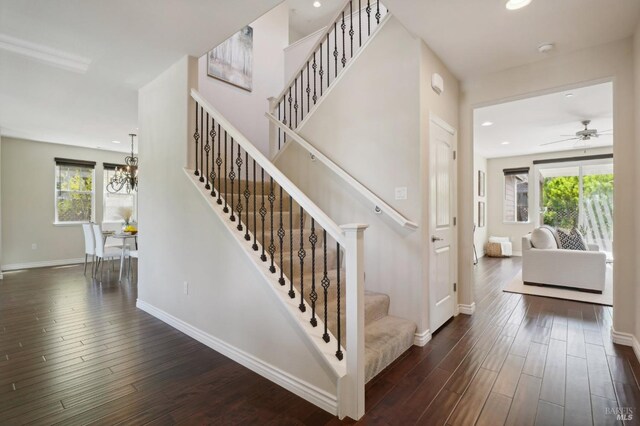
538;158;613;254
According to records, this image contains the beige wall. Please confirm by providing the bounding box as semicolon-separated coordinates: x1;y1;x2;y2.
1;137;126;269
485;147;613;254
473;153;488;257
138;55;338;399
275;17;460;335
460;37;636;335
198;3;288;156
634;22;640;344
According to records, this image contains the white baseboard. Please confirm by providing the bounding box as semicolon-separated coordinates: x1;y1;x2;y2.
458;302;476;315
2;257;85;271
136;299;338;415
611;327;640;362
414;329;432;347
511;251;523;257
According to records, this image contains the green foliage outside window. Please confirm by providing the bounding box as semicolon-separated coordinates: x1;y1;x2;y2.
56;166;94;222
542;174;614;230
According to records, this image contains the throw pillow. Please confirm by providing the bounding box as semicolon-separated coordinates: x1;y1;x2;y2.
557;228;587;251
530;227;558;249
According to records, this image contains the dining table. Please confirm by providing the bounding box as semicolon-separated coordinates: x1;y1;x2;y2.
103;231;138;281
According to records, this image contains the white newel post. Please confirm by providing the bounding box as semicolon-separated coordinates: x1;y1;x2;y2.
338;223;368;420
267;97;278;159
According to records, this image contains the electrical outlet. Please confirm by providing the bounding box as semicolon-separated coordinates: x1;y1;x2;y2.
31;243;37;250
183;281;189;295
395;187;407;200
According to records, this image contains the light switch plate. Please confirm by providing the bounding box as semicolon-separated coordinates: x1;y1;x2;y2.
395;187;407;200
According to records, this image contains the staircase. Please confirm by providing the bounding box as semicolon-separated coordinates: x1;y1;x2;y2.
184;0;416;419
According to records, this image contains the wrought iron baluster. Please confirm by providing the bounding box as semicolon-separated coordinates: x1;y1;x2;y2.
235;145;243;230
322;230;330;342
194;102;200;176
204;113;211;190
268;178;276;273
298;207;306;312
199;106;204;182
299;69;304;122
336;243;343;360
278;103;281;150
288;87;293;130
367;0;371;36
341;12;346;69
252;160;259;251
326;33;330;88
216;124;222;204
294;77;299;128
349;1;354;58
376;0;381;24
313;52;318;104
359;0;362;47
288;194;295;299
229;138;236;222
333;22;338;78
278;185;285;285
223;132;229;213
244;151;250;240
319;43;324;97
260;168;267;262
306;61;310;115
309;219;318;327
209;118;216;196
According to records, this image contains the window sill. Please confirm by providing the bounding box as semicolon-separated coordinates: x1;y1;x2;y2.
53;221;91;227
502;221;532;225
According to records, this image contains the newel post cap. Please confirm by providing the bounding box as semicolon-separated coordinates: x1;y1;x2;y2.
340;223;369;233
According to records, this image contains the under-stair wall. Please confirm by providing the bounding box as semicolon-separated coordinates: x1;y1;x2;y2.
137;56;340;412
273;16;460;337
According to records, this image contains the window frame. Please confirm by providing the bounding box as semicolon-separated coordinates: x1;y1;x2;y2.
102;167;138;224
53;162;96;225
503;168;530;224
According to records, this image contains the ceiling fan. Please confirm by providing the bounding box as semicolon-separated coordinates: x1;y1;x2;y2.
541;120;613;146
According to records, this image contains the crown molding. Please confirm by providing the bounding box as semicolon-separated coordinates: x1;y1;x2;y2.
0;33;91;73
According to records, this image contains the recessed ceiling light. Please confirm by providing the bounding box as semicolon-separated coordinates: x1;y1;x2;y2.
538;43;555;53
501;141;510;145
565;93;574;98
313;1;321;7
112;140;121;144
505;0;532;10
481;121;494;127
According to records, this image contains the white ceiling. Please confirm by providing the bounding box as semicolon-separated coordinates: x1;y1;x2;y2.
0;0;280;152
287;0;344;41
474;82;613;158
383;0;640;80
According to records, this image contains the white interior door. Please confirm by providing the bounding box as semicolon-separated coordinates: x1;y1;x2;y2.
429;117;457;332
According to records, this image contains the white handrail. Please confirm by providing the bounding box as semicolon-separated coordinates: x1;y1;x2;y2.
191;89;346;246
266;113;419;230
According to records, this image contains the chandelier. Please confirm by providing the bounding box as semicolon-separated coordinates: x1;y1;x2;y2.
106;133;138;194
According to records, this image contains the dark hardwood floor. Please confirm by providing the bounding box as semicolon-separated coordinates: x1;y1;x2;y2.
1;257;639;425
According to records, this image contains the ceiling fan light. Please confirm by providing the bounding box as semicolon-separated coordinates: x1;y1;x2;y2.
481;121;494;127
506;0;532;10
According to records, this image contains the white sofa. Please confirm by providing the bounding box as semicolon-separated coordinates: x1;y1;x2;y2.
522;233;606;293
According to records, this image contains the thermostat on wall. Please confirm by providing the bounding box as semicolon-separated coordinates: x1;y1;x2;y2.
431;73;444;95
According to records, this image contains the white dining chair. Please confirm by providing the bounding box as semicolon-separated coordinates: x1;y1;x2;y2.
82;223;95;276
92;223;123;279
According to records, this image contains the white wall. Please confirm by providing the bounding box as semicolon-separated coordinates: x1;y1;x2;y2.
484;147;613;254
138;55;338;403
198;3;288;156
284;28;324;83
275;17;459;335
473;153;488;257
459;37;636;335
1;137;126;269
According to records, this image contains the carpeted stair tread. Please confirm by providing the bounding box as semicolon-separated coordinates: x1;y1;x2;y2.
364;315;416;383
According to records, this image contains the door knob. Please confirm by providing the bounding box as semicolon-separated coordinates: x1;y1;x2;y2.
431;236;443;242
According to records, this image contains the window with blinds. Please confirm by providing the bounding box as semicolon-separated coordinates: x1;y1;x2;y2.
54;158;96;223
504;167;529;223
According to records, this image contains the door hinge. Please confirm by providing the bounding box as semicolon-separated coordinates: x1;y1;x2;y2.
453;282;457;292
453;217;457;226
453;150;457;160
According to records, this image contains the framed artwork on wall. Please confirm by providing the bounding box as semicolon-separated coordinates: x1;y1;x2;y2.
207;26;253;92
478;170;485;197
478;201;485;227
